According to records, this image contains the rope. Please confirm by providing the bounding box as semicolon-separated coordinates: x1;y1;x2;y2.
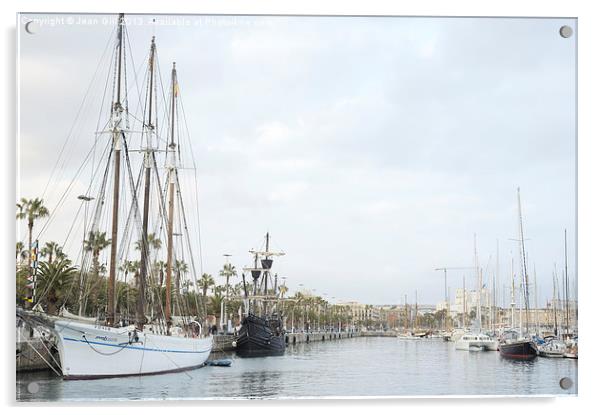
81;334;130;356
19;335;61;377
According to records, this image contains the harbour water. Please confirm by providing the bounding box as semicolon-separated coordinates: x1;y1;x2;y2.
16;337;577;401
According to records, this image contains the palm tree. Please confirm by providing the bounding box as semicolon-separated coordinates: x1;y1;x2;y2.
36;257;78;315
219;263;237;299
278;284;289;299
16;241;24;260
199;273;214;310
16;267;30;305
209;293;224;320
154;260;167;286
135;232;162;253
213;284;226;297
120;260;140;285
16;198;49;272
16;242;28;270
84;231;111;279
116;281;138;318
199;273;214;298
40;241;63;266
173;260;188;295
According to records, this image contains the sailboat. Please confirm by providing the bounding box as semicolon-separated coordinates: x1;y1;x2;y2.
499;188;538;360
455;235;497;352
398;291;428;339
17;14;212;379
538;266;567;358
235;233;286;357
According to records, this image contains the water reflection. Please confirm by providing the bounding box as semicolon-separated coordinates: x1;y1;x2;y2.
239;371;283;398
16;337;577;401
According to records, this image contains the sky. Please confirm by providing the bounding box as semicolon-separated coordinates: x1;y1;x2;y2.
17;14;576;306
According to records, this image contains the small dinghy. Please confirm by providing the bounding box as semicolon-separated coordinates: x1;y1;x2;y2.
206;359;232;367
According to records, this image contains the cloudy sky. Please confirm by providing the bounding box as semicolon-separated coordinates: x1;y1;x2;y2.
18;14;576;306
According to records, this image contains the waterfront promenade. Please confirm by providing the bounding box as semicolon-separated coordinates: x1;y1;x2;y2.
212;330;396;353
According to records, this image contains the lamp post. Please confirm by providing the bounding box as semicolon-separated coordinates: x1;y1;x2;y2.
323;293;329;331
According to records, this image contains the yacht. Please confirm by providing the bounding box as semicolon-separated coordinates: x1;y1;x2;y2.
455;332;497;351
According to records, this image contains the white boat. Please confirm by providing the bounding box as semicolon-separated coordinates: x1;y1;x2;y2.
20;14;213;379
455;332;497;351
450;328;466;342
54;320;211;379
397;333;421;340
538;338;567;358
563;337;578;359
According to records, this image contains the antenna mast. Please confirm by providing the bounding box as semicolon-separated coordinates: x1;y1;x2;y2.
165;62;178;332
517;188;530;336
107;13;125;326
136;36;156;331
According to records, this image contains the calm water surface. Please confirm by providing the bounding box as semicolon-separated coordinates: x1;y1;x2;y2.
16;337;577;401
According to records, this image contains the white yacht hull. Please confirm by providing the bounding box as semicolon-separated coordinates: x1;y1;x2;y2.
455;339;481;351
455;336;497;351
54;320;212;379
483;340;498;351
397;335;421;340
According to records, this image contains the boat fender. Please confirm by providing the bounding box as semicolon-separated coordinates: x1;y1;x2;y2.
232;341;237;347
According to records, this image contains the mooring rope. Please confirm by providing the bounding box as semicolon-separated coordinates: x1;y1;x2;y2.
19;335;62;377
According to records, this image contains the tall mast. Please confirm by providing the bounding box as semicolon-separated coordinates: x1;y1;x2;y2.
253;253;259;297
474;234;481;331
553;264;559;336
136;36;156;330
510;256;515;329
404;294;408;329
517;187;530;336
462;275;466;328
494;239;499;332
264;232;270;296
107;13;125;326
487;268;492;331
414;290;418;330
533;264;540;335
564;229;570;339
165;62;178;331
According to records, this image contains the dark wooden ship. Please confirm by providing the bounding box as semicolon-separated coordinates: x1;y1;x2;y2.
235;233;286;357
499;188;537;360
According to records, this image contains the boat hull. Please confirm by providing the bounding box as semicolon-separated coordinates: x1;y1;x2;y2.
499;340;538;360
455;334;497;351
235;314;285;357
455;339;496;351
539;350;565;358
54;320;212;379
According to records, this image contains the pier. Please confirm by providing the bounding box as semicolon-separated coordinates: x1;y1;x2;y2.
16;337;55;373
211;330;394;353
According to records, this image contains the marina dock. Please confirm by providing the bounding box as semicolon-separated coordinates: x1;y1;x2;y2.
211;330;394;353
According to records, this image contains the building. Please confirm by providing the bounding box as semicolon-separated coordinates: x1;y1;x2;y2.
450;287;491;317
